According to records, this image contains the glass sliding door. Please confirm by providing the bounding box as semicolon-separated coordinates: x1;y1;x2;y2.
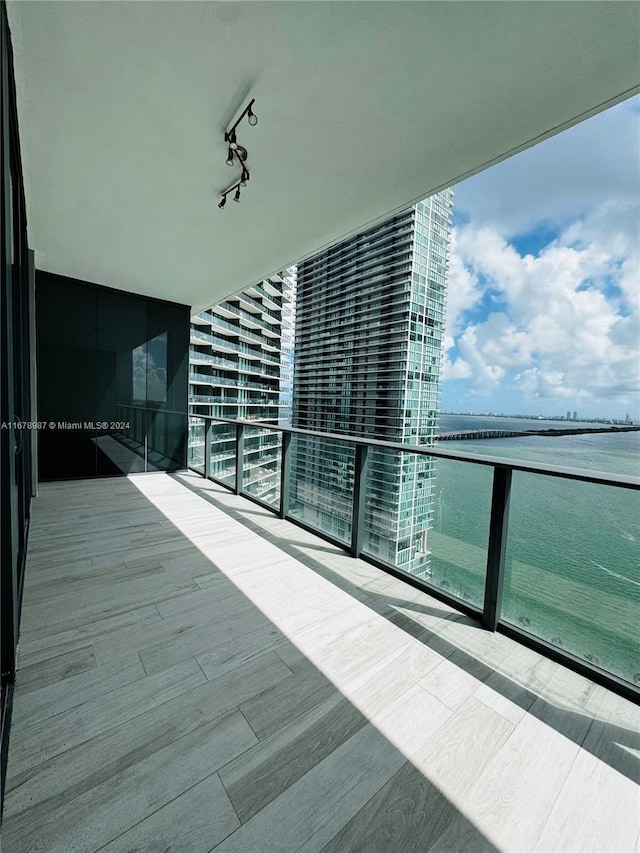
1;0;34;809
36;273;190;479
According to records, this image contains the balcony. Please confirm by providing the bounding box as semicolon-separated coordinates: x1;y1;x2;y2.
189;331;280;364
189;372;281;393
2;461;637;851
209;314;274;347
235;291;281;322
187;418;640;690
215;302;282;336
4;0;639;845
190;351;238;371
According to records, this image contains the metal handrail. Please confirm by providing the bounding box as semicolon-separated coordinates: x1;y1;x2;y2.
188;415;640;490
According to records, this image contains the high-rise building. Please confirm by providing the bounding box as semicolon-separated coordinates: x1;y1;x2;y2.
279;276;296;426
188;270;295;502
291;192;453;578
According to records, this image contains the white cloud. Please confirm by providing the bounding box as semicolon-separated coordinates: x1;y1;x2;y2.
443;231;482;337
453;96;640;239
442;95;640;416
444;197;640;414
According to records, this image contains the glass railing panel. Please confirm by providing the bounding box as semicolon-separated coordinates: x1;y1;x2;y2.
187;417;205;474
209;421;236;489
502;473;640;685
242;427;281;508
361;449;490;606
113;404;146;468
146;410;186;472
132;406;145;447
361;447;429;579
427;457;491;606
288;435;354;546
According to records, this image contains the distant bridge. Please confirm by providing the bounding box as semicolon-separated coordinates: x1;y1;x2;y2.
436;429;525;441
435;426;640;441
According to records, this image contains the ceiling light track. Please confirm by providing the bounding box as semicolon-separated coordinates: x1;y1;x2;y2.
220;99;257;210
218;170;249;209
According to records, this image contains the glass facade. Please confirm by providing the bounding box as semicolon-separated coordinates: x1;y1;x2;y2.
293;193;453;578
1;0;34;801
188;270;294;500
37;273;189;480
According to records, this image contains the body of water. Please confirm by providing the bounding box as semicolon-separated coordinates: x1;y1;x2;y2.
426;415;639;684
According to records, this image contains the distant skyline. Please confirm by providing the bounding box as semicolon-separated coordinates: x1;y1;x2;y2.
440;410;634;424
441;95;639;421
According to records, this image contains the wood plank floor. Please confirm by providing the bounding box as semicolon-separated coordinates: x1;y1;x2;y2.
2;472;638;852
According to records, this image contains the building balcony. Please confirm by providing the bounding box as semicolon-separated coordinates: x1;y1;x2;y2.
2;458;638;851
189;351;239;371
250;282;283;310
214;302;282;335
189;350;219;365
234;291;281;323
189;331;280;365
189;373;281;394
208;314;279;348
189;395;240;405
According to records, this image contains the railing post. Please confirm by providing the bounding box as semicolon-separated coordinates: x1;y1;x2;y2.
204;419;212;480
482;466;512;631
350;444;368;557
279;431;291;519
144;409;148;473
235;422;244;495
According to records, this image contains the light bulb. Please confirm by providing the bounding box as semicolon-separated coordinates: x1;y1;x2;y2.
248;111;258;126
218;196;226;209
233;187;241;202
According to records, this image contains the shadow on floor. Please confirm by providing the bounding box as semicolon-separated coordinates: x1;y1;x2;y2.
5;475;500;852
175;471;640;787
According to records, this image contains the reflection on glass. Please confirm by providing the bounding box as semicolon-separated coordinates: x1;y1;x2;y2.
360;452;490;606
188;417;205;473
37;273;187;478
243;426;281;507
427;458;491;607
361;448;435;580
132;332;168;404
147;333;168;402
210;422;236;489
288;435;354;545
503;473;640;685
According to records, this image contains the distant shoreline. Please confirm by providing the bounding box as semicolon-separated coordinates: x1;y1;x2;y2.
440;413;636;427
436;425;640;441
525;426;640;437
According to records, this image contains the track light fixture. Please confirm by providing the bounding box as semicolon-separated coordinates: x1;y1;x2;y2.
220;99;257;209
218;172;249;210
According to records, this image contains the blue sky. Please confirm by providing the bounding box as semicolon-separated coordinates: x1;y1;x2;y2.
440;95;640;420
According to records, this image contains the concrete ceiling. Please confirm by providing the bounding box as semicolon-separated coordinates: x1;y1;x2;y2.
7;1;639;313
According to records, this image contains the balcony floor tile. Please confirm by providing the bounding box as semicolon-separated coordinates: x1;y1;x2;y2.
2;472;638;852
